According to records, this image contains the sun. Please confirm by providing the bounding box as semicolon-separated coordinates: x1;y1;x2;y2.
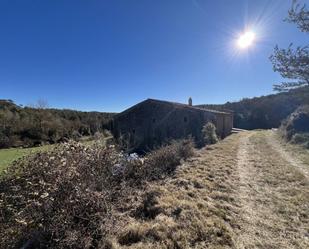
237;31;256;49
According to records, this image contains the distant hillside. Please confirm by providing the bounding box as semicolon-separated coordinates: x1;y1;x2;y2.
0;100;115;148
197;87;309;130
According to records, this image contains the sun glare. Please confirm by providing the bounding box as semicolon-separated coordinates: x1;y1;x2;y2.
237;31;256;49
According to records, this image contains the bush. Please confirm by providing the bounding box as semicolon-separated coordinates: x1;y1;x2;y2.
144;139;194;180
280;105;309;148
172;138;195;159
0;133;10;148
0;139;194;248
0;142;118;248
202;122;219;145
290;133;309;144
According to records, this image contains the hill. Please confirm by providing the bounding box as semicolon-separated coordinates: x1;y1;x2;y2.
0;99;115;148
197;87;309;130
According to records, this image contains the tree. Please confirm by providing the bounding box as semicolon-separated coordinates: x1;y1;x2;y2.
287;0;309;32
35;99;49;109
270;0;309;92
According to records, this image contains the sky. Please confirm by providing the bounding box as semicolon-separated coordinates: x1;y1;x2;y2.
0;0;308;112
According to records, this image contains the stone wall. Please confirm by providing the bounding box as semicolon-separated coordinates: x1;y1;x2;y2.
111;99;233;152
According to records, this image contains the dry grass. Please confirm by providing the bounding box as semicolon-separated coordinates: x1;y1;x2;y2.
1;131;308;248
105;135;241;249
0;139;194;249
274;130;309;167
234;131;309;248
104;131;309;249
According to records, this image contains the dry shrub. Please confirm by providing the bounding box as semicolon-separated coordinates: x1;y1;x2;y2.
280;106;309;148
202;122;219;145
0;139;194;248
290;133;309;144
144;139;194;180
118;225;144;246
281;105;309;139
134;191;163;220
0;142;120;248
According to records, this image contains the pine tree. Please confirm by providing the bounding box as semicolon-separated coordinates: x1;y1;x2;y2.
270;1;309;92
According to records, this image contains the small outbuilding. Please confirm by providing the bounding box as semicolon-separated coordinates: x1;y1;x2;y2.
111;98;233;152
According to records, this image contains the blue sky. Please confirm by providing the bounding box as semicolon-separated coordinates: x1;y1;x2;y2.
0;0;308;112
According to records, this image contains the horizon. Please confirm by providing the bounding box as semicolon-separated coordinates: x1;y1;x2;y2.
1;0;308;112
1;90;292;113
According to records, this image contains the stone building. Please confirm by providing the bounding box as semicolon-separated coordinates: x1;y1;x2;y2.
111;98;233;152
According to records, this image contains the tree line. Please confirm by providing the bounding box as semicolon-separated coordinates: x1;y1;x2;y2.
197;86;309;130
0;99;115;148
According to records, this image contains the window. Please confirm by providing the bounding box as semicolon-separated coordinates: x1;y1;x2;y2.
152;118;156;123
184;117;188;123
132;129;136;134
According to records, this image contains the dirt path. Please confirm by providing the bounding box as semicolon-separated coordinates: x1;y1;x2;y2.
235;133;261;248
265;130;309;179
234;131;309;249
108;130;309;249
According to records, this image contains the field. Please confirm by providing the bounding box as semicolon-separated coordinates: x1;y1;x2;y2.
0;145;52;174
105;130;309;248
0;130;308;248
0;133;113;175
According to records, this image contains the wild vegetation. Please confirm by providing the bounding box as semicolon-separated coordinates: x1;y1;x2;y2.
198;86;309;129
0;139;194;248
202;122;218;145
101;131;308;249
270;0;309;147
270;1;308;92
280;105;309;148
0;99;115;149
0;2;308;248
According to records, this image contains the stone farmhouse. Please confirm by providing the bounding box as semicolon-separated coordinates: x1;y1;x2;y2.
111;98;233;152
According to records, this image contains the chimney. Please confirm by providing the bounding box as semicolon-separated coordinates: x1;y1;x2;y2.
188;97;192;106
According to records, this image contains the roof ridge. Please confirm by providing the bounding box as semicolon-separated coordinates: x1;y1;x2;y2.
115;98;232;117
146;98;231;114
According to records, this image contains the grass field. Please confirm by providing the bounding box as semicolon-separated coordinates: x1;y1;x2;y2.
104;130;308;248
0;145;52;175
0;135;113;175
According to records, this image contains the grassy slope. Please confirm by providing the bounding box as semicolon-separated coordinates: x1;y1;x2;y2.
1;131;307;248
274;131;309;166
106;134;241;248
105;131;309;249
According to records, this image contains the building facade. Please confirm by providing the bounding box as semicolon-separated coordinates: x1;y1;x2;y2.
111;99;233;152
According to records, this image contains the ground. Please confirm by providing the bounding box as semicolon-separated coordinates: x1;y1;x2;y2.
108;130;309;249
0;130;308;248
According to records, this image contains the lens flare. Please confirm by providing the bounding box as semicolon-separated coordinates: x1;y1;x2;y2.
237;31;256;49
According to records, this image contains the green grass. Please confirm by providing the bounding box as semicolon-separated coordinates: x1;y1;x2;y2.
0;145;52;175
0;135;113;175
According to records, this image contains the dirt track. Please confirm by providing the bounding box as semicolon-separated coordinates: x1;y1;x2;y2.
234;131;309;248
110;130;309;249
